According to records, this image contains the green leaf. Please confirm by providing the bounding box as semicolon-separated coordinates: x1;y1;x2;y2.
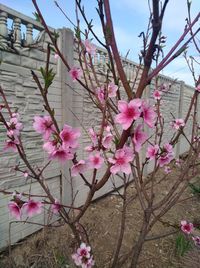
32;12;41;23
53;31;60;42
74;27;81;39
173;45;188;59
40;67;56;90
88;19;93;29
114;136;119;146
188;182;200;195
55;253;68;267
175;233;192;256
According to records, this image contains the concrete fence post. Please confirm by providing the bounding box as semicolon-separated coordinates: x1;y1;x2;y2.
58;28;74;206
176;81;184;157
143;83;151;176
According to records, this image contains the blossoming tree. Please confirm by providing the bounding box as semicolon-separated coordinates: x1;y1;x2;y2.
0;0;200;267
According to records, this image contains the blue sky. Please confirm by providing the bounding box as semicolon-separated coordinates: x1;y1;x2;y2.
1;0;199;86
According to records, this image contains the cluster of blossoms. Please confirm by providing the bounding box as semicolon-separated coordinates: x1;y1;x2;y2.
96;82;118;105
33;42;177;178
103;98;176;174
8;192;42;220
8;192;61;220
109;145;134;175
3;86;175;179
146;143;174;167
152;83;172;101
170;118;185;130
71;125;113;176
108;99;156;174
87;125;113;152
32;41;118;178
4;113;23;152
32;105;115;178
180;220;200;247
33;116;80;163
72;243;95;268
158;143;174;167
115;98;156;130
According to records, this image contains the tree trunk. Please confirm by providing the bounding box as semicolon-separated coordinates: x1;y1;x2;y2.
129;212;150;268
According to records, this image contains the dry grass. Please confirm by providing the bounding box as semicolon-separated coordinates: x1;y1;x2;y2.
1;163;200;268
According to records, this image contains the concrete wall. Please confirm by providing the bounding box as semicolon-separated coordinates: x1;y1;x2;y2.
0;4;75;249
0;3;196;250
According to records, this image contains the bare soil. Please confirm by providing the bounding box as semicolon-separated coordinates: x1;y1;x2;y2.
1;162;200;268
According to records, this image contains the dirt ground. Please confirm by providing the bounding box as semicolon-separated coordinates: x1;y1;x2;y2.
1;161;200;268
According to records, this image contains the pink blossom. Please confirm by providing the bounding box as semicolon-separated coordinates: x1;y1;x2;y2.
164;143;173;154
69;67;83;82
102;133;113;149
159;83;169;92
43;140;57;153
33;115;55;140
83;39;96;55
153;90;162;100
50;146;73;162
158;143;174;167
164;166;171;174
89;128;98;146
23;200;43;217
146;144;159;160
96;86;105;104
60;124;80;149
84;145;95;152
7;115;23;138
88;152;104;169
43;139;74;163
72;253;82;266
171;118;185;130
51;199;61;214
109;146;134;174
193;136;200;142
141;102;156;128
108;82;118;98
196;84;200;92
3;140;19;152
72;243;94;268
159;154;174;167
192;236;200;246
77;243;91;259
82;257;95;268
104;124;111;132
11;113;20;119
72;254;94;268
8;201;21;220
54;53;59;60
115;99;141;130
132;124;147;152
71;160;87;176
23;171;29;178
181;220;194;234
